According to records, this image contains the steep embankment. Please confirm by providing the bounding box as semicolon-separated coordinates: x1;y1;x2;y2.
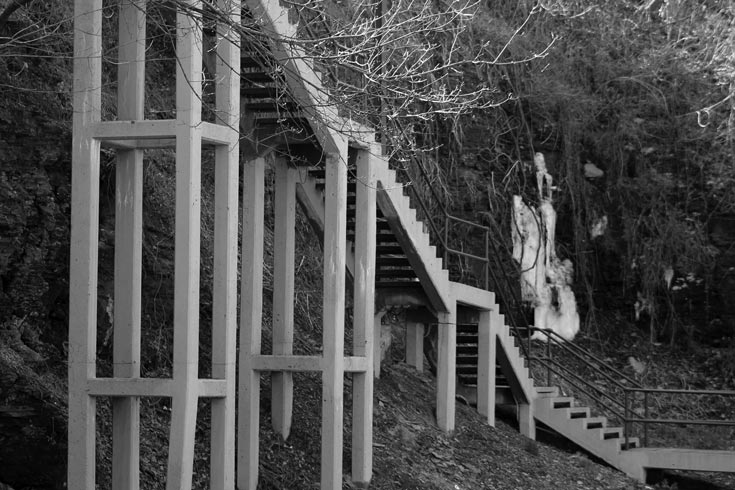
252;362;645;490
0;37;72;487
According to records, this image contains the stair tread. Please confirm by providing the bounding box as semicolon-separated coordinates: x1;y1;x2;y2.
375;281;422;288
376;246;405;254
567;407;590;419
584;417;607;428
550;397;575;409
376;257;410;266
619;437;639;450
376;269;417;278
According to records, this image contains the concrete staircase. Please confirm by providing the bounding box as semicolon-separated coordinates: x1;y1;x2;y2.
237;0;735;484
534;385;735;481
298;155;453;313
534;386;641;465
449;319;735;482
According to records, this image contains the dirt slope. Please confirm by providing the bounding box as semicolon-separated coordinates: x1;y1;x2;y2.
254;362;646;490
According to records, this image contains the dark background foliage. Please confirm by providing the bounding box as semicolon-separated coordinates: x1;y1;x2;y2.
0;0;733;488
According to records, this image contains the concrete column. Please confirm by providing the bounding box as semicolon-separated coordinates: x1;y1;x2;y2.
351;146;377;487
210;2;240;487
69;2;102;489
238;157;266;490
437;302;457;432
321;145;348;490
406;322;425;372
111;2;145;489
272;158;296;440
476;310;496;427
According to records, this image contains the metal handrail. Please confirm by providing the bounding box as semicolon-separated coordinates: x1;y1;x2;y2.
539;358;629;422
529;327;735;448
529;327;642;389
626;387;735;395
623;387;735;447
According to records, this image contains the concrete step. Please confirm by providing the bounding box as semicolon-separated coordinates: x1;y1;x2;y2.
601;427;622;440
535;386;560;398
619;437;639;450
376;257;410;267
375;269;417;279
549;397;575;409
565;407;591;420
584;417;607;430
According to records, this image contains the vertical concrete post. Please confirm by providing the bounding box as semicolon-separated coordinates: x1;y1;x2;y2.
238;157;266;490
69;2;102;489
476;310;496;427
321;144;348;490
437;302;457;432
352;147;377;487
373;310;386;379
166;3;203;489
112;2;145;489
406;322;425;372
210;2;240;488
272;157;296;439
519;403;536;439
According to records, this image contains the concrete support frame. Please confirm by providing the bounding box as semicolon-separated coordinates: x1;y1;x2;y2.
69;2;240;489
237;144;372;490
352;147;378;486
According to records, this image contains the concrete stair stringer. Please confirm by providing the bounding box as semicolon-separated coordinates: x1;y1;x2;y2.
294;169;357;278
495;321;535;406
245;0;346;155
533;394;645;477
374;158;452;313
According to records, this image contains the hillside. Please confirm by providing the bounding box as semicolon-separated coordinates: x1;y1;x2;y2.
1;1;734;489
255;362;644;490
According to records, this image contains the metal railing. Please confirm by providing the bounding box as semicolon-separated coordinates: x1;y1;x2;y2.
387;141;492;290
529;327;735;449
623;387;735;448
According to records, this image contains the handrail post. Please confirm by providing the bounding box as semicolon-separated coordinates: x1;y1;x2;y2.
623;389;629;448
443;215;449;267
643;391;649;447
484;230;489;290
546;335;551;387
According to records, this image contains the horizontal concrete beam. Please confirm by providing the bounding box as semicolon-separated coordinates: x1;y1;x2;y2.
86;378;227;398
250;355;369;373
94;120;237;148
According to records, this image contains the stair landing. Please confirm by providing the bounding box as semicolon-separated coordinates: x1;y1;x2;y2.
619;448;735;479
